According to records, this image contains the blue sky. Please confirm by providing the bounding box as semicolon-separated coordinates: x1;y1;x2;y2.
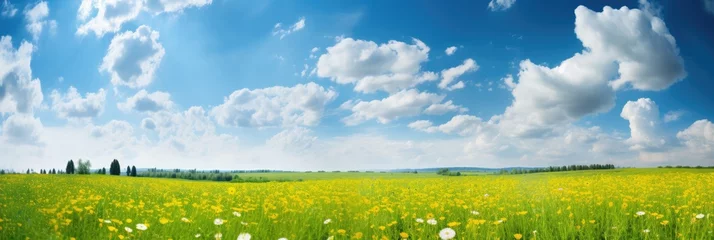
1;0;713;171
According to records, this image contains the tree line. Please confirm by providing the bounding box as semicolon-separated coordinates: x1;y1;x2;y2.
500;164;616;175
657;165;714;169
0;159;138;176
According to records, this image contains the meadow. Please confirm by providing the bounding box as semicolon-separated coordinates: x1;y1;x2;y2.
0;169;712;239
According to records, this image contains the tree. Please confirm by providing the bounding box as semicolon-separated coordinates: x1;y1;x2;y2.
131;166;137;177
77;159;92;175
109;159;121;176
127;166;131;176
66;160;75;174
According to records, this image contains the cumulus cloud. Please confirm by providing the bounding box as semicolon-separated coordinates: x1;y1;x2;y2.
0;36;43;114
663;110;685;123
316;38;435;93
444;46;457;56
50;87;106;119
117;89;173;112
501;74;516;91
266;127;317;153
342;89;445;125
621;98;666;151
409;115;485;136
439;58;478;90
272;17;305;39
101;25;165;88
2;0;17;17
2;113;43;145
24;1;54;41
677;119;714;153
77;0;211;37
141;118;156;130
211;82;337;128
498;5;685;138
423;100;467;115
488;0;516;11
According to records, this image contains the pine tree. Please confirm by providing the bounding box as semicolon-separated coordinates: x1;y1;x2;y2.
131;166;137;177
66;160;75;174
109;159;121;176
126;166;131;176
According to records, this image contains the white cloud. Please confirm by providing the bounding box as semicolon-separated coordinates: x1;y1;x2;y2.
300;64;309;77
677;119;714;153
2;113;43;145
621;98;666;151
423;100;467;115
2;0;17;17
342;89;445;125
77;0;211;37
272;17;305;39
498;5;685;138
444;46;457;56
50;87;107;119
0;36;43;114
211;82;337;128
488;0;516;11
706;0;714;15
266;127;317;153
101;25;165;88
24;1;53;41
501;74;516;91
141;117;156;130
663;110;685;123
117;89;173;112
410;115;485;136
316;38;434;93
439;58;478;90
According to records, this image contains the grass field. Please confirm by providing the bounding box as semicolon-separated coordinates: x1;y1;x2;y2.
1;169;713;239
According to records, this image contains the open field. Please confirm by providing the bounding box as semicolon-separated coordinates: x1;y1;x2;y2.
232;171;493;181
1;169;713;239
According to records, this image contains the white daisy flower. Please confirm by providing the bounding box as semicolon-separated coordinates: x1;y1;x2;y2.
427;218;437;225
182;217;191;223
124;227;133;233
237;233;251;240
215;233;223;239
643;229;650;233
696;213;705;219
233;212;242;217
241;221;248;226
278;238;288;240
104;220;112;224
415;218;424;223
323;219;332;224
326;236;334;240
439;227;456;239
636;211;646;216
195;234;202;238
214;218;224;226
471;211;479;215
136;224;148;231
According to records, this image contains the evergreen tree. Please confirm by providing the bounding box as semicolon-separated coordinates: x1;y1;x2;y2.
66;160;75;174
131;166;137;177
126;166;131;176
109;159;121;176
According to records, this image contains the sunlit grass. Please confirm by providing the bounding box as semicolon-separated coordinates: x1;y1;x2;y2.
0;169;712;239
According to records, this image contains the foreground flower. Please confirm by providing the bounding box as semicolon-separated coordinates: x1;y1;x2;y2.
215;233;222;239
514;233;523;239
104;219;112;224
323;219;332;224
400;232;409;239
416;218;424;223
278;238;288;240
160;218;169;224
471;211;479;215
124;227;132;233
427;219;437;225
195;234;201;238
643;229;650;233
233;212;242;217
136;224;147;231
326;236;334;240
237;233;251;240
439;228;456;240
696;214;705;219
214;218;224;226
636;211;646;216
181;217;191;223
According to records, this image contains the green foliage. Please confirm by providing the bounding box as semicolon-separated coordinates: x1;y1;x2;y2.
109;159;121;176
436;168;462;176
76;159;92;175
131;166;137;177
65;160;75;174
505;164;617;175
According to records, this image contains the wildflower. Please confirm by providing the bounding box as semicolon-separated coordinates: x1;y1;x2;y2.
636;211;646;216
160;218;170;224
107;226;118;232
233;212;242;217
353;232;363;239
661;220;669;225
125;219;132;224
427;218;437;225
514;233;523;239
400;232;409;238
323;219;332;224
643;229;650;233
214;218;224;226
326;236;334;240
228;187;236;195
104;219;112;224
415;218;424;223
484;194;489;197
124;227;133;233
696;214;705;219
237;233;251;240
215;233;222;239
136;224;148;231
278;238;288;240
439;228;456;240
195;234;201;238
240;221;248;226
182;217;191;223
337;229;346;234
471;211;479;215
532;230;537;234
447;222;461;227
118;235;125;239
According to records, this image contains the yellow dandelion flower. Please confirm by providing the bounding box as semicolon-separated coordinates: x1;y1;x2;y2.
399;232;409;238
447;222;461;227
514;233;523;240
160;218;170;224
337;229;347;235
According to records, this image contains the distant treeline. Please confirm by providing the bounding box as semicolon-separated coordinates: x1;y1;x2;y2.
657;165;714;169
436;168;462;176
138;168;301;183
501;164;616;175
